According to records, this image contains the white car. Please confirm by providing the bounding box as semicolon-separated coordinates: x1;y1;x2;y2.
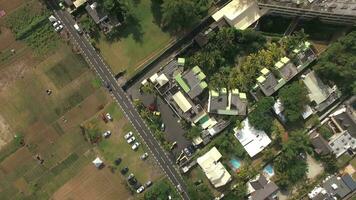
102;131;111;138
55;24;63;32
140;152;148;160
127;136;135;144
105;113;113;121
124;131;133;139
53;21;61;27
136;185;145;193
131;142;140;150
48;15;57;23
74;23;82;34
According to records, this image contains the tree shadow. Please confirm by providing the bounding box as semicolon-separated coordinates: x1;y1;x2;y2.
150;0;163;27
105;14;144;43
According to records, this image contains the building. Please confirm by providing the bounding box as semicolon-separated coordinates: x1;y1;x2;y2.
212;0;267;30
256;68;279;96
309;131;332;155
85;2;108;24
234;118;272;157
63;0;87;12
197;147;232;188
175;66;208;99
274;56;298;81
302;70;340;112
208;88;247;116
247;174;279;200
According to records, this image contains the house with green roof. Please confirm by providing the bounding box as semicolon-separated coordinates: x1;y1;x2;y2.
174;66;208;99
208;88;248;116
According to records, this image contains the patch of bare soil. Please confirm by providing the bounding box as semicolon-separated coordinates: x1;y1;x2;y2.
0;114;12;150
0;60;29;93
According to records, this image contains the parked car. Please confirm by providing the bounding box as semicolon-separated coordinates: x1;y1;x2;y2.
160;123;165;131
53;21;61;27
129;177;137;185
58;1;65;10
127;173;135;180
127;136;135;144
153;111;160;116
140;152;148;160
105;113;113;121
74;23;82;34
114;157;122;165
102;131;111;138
136;186;145;194
124;131;133;139
145;181;152;188
54;24;63;32
131;142;140;150
48;15;57;23
121;167;129;175
170;141;177;150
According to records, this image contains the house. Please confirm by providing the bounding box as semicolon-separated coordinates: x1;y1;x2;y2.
212;0;265;30
208;88;248;116
64;0;87;12
85;2;108;24
256;68;278;96
309;174;356;200
197;147;232;188
234;118;272;157
292;41;317;69
247;174;279;200
174;66;208;99
309;131;332;155
302;70;340;112
92;157;103;168
275;57;298;81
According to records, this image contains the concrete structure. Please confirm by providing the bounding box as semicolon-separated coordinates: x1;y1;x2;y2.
208;88;248;116
213;0;266;30
234;118;272;157
247;174;279;200
197;147;232;188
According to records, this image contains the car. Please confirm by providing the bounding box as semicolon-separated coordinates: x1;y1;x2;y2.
184;147;192;157
54;24;63;32
170;141;177;150
140;152;148;160
58;1;65;10
153;111;160;116
177;184;183;193
114;157;122;165
127;136;135;144
136;186;145;194
105;113;113;121
131;142;140;150
124;131;133;139
104;82;112;92
160;123;165;131
145;181;153;188
120;167;129;175
48;15;57;23
102;130;111;138
127;173;135;180
129;177;137;185
74;23;83;34
53;21;61;27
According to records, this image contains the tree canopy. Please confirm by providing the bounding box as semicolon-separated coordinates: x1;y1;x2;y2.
248;97;275;133
144;179;179;200
279;82;309;122
314;31;356;94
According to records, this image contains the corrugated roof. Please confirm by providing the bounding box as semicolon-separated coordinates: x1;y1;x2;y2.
172;91;192;113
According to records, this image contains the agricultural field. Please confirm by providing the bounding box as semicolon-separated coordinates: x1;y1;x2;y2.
96;0;174;77
0;0;163;199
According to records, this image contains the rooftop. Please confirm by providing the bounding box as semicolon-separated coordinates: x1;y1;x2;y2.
85;2;108;24
234;118;272;157
257;68;278;96
310;131;332;155
322;175;352;199
248;174;279;200
175;66;207;99
197;147;232;188
208;88;248;116
172;91;192;113
303;70;333;105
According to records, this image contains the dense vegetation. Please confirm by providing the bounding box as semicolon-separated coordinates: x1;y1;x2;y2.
314;31;356;95
144;179;179;200
248;97;275;133
275;130;311;190
5;2;59;55
279;82;310;122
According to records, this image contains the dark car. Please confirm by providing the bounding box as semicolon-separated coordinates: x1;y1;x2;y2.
129;177;137;185
121;167;129;175
104;82;112;92
114;158;122;166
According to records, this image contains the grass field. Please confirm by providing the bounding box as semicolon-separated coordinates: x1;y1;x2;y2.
96;0;173;76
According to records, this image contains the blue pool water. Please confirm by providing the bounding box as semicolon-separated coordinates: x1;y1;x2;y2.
230;158;241;170
263;164;274;176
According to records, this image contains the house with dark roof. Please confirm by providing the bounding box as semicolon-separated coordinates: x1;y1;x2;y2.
309;131;332;155
247;174;279;200
274;57;298;81
63;0;87;12
85;2;108;24
175;66;208;99
322;175;352;199
256;68;279;96
208;88;247;116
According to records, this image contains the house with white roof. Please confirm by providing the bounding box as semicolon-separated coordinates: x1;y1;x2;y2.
234;118;271;157
197;147;232;188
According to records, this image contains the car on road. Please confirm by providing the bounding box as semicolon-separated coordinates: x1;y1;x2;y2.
160;123;165;131
131;142;140;150
145;181;152;188
184;145;195;157
136;185;145;194
127;136;135;144
74;23;83;34
124;131;133;139
54;24;63;32
121;167;129;175
140;152;148;160
153;111;160;116
170;141;177;150
105;113;113;121
177;184;183;193
102;130;111;138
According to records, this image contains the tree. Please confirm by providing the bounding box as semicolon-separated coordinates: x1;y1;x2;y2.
280;29;308;52
140;82;155;95
225;183;247;200
279;82;309;122
161;0;199;31
249;97;275;133
185;126;202;140
144;179;179;200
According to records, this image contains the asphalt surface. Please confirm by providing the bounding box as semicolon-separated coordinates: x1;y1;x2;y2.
48;2;190;199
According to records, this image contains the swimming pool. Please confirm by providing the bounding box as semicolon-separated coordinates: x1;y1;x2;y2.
230;158;241;170
263;164;275;177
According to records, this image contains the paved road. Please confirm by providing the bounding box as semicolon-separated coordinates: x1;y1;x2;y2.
48;2;190;200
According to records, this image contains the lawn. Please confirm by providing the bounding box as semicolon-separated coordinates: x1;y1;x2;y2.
96;0;173;76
